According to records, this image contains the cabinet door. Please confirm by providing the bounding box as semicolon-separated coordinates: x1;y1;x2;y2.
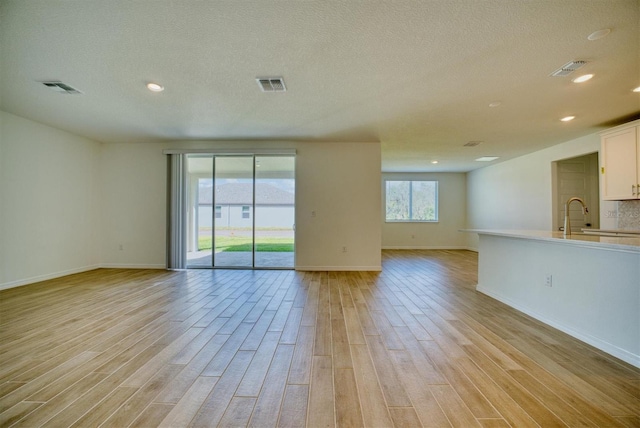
601;127;638;200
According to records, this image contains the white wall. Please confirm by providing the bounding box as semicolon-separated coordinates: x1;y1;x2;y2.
295;142;381;270
0;111;101;289
100;143;167;268
466;132;618;249
100;141;382;270
381;172;468;249
1;116;381;285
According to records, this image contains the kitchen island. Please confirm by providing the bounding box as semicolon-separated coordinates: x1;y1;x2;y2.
464;229;640;368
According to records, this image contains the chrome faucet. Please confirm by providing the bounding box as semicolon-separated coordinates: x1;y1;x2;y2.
563;197;588;236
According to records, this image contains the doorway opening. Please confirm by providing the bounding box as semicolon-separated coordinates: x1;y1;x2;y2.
552;152;600;233
185;154;295;269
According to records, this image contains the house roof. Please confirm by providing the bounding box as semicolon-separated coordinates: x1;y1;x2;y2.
1;1;638;172
200;183;294;206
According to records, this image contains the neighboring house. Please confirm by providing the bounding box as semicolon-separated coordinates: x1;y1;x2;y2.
197;182;295;229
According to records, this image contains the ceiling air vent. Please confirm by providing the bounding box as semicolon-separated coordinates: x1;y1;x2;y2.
550;60;588;77
41;81;82;94
256;77;286;92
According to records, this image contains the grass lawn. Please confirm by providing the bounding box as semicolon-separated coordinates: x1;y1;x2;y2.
198;236;294;252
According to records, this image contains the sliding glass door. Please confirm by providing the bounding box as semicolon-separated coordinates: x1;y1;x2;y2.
254;156;295;268
214;156;254;268
186;155;213;267
185;154;294;269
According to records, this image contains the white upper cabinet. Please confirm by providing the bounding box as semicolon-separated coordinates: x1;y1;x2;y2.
601;121;640;200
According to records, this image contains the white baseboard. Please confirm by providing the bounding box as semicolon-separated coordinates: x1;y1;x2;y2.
295;266;382;272
0;264;167;291
100;264;166;269
2;263;385;289
382;246;476;251
476;284;640;369
0;264;101;291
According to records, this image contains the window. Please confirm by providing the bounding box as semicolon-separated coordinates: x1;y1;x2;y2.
385;180;438;222
242;206;250;219
215;206;222;219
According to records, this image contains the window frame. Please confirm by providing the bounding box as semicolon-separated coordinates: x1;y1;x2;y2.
384;179;439;223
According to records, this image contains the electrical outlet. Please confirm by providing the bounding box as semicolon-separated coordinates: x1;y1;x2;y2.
342;246;347;253
311;211;316;217
118;244;124;251
545;274;552;287
411;234;416;239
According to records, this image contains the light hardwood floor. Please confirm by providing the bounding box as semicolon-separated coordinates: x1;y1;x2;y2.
0;250;638;427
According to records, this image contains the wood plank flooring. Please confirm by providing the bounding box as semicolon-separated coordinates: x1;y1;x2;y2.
1;250;638;427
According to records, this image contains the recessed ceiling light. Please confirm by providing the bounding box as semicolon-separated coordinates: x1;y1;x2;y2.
572;74;594;83
431;161;439;164
475;156;499;162
587;29;611;41
488;101;501;107
633;86;640;93
560;116;575;122
146;82;164;92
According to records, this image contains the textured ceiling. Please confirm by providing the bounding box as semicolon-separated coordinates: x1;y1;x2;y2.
1;0;639;172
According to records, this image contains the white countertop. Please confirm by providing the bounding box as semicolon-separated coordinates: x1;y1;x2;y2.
462;229;640;253
581;228;640;236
